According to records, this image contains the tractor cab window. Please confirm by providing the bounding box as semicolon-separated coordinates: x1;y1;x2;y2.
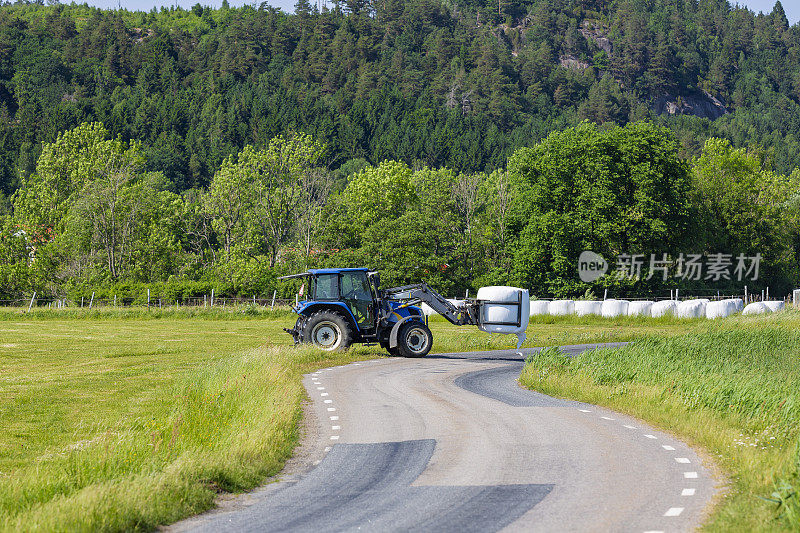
340;271;374;328
313;274;339;300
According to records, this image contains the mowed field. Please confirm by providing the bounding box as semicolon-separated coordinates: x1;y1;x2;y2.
0;308;796;531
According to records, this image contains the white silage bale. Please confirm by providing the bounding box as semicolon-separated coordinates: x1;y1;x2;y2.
650;300;676;317
725;298;744;312
548;300;575;316
676;299;706;318
574;301;602;316
529;300;550;316
627;301;654;317
705;300;737;319
601;299;629;318
477;286;530;348
763;301;785;312
743;302;771;315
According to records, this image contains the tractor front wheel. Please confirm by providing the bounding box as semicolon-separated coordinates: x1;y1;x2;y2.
303;311;353;352
396;321;433;358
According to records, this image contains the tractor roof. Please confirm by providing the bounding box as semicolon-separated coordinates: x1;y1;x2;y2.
309;267;370;274
278;267;369;280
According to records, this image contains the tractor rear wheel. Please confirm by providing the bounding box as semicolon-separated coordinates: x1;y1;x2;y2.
303;311;353;352
396;321;433;358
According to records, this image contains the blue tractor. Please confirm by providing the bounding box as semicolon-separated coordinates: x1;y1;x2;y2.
280;268;482;357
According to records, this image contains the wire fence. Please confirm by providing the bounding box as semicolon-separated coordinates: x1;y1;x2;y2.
1;287;795;311
0;295;298;310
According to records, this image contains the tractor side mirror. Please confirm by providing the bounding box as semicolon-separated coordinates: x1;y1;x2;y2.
368;271;381;296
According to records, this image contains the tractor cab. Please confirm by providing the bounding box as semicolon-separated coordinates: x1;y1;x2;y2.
307;268;376;330
280;268;430;356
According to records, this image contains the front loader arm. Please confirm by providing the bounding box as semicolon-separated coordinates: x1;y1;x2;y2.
384;283;479;326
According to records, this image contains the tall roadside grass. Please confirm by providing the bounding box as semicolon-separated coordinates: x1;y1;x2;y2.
520;311;800;531
0;345;370;532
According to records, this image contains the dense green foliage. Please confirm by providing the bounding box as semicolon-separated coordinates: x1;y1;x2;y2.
3;119;798;300
1;1;800;299
0;0;797;198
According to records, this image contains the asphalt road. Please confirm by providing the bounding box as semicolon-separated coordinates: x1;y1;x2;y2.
174;343;718;533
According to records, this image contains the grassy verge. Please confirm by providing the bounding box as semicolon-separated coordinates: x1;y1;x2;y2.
520;311;800;532
0;311;380;531
0;308;700;531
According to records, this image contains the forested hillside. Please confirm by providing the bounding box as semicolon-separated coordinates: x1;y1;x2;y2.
0;0;797;199
1;0;800;300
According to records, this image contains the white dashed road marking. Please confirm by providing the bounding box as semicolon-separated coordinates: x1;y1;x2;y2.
682;488;696;496
578;409;591;412
684;472;698;479
330;436;340;440
662;445;675;451
327;407;336;412
601;416;614;420
675;458;691;464
623;425;636;429
321;392;329;396
324;400;333;404
330;416;339;420
644;434;657;439
664;507;684;517
332;425;340;430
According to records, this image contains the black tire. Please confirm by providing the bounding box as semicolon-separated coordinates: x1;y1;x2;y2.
303;311;353;352
396;321;433;358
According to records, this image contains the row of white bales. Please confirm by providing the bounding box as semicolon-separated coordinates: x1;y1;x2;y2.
527;298;785;318
424;297;786;319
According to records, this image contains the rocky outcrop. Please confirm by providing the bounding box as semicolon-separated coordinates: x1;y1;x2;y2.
559;54;591;70
651;92;728;120
581;21;613;54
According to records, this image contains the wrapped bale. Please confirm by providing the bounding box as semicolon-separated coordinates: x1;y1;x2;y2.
529;300;550;316
676;299;706;318
706;300;737;319
725;298;744;312
763;301;785;312
575;301;602;316
477;286;530;348
627;301;654;317
601;299;629;318
650;300;677;317
743;302;771;315
548;300;575;316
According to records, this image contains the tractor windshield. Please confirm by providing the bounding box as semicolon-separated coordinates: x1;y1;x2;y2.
340;271;374;329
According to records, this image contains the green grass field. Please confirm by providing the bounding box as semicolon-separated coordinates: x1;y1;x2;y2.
0;306;772;531
521;311;800;531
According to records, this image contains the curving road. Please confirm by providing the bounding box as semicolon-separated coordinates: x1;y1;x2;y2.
173;344;718;533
